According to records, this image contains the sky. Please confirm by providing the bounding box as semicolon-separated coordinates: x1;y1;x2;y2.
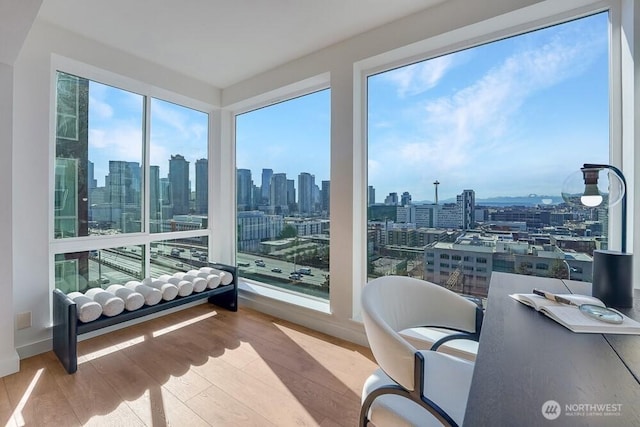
235;89;331;185
86;11;609;203
367;11;609;202
88;85;208;187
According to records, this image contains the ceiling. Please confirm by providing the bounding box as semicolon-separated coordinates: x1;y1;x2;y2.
35;0;446;88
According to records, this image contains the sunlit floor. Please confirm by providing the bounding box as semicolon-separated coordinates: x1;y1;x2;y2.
0;305;376;426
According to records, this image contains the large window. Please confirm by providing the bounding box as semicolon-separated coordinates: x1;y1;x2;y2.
367;12;610;298
52;69;211;292
55;73;144;237
150;98;209;233
235;89;330;299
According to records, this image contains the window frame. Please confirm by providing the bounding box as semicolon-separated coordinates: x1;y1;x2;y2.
48;55;217;295
229;73;331;306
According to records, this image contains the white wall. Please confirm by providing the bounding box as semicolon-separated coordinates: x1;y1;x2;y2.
0;62;20;377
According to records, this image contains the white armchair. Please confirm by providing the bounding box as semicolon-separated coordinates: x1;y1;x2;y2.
360;276;484;427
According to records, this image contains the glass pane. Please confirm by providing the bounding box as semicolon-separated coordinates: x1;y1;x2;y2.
150;236;209;275
54;245;145;293
367;13;609;298
149;98;209;233
54;71;144;238
236;89;330;299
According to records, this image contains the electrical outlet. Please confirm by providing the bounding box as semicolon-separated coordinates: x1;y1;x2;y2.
16;312;31;330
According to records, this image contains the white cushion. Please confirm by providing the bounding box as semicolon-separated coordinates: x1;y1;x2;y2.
197;272;221;289
166;277;195;296
363;368;443;427
125;281;162;306
148;278;179;301
182;273;208;292
84;288;125;317
67;292;102;323
200;267;233;286
105;284;145;311
420;351;474;426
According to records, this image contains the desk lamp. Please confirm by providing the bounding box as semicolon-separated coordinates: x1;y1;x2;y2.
561;163;633;308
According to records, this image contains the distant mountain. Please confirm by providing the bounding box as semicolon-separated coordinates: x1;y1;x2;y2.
413;195;564;207
475;195;564;207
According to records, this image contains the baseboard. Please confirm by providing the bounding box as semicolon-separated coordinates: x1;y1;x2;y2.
0;350;20;378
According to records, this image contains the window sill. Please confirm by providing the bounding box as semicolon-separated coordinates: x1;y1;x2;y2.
238;278;330;314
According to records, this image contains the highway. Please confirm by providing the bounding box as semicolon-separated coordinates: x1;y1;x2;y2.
85;245;329;298
236;252;327;288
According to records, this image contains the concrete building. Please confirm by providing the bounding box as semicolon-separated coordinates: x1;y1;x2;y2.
169;154;190;215
195;158;208;215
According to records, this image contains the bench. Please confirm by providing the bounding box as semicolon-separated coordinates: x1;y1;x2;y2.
52;263;238;374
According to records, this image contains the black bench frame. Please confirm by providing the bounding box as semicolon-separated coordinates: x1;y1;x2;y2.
52;263;238;374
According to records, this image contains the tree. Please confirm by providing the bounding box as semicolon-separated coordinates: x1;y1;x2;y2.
279;224;298;239
549;259;568;279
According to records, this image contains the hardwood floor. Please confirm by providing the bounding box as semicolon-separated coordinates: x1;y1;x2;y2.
0;305;377;426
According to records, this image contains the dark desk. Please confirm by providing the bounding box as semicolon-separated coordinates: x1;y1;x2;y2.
464;272;640;426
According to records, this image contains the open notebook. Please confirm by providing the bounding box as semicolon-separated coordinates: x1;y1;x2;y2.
510;293;640;334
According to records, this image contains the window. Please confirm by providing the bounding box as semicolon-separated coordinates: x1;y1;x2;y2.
235;89;330;299
148;236;209;275
440;254;450;260
55;73;144;238
52;69;211;292
55;246;143;293
367;12;610;298
149;99;209;233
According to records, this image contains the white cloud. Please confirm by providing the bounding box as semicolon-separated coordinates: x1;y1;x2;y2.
88;95;113;120
385;55;454;97
396;27;604;168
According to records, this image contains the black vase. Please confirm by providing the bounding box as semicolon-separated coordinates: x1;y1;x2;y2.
591;250;633;308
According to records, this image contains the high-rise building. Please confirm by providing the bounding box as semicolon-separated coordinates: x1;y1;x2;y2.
321;180;330;214
401;191;412;206
270;173;288;210
169;154;190;215
149;165;160;220
87;161;97;190
459;189;475;230
384;192;398;206
195;158;208;214
237;168;253;210
261;168;273;205
106;160;142;232
368;186;375;206
298;172;315;214
287;179;296;212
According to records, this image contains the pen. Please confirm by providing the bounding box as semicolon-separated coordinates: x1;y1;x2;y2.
532;289;577;306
